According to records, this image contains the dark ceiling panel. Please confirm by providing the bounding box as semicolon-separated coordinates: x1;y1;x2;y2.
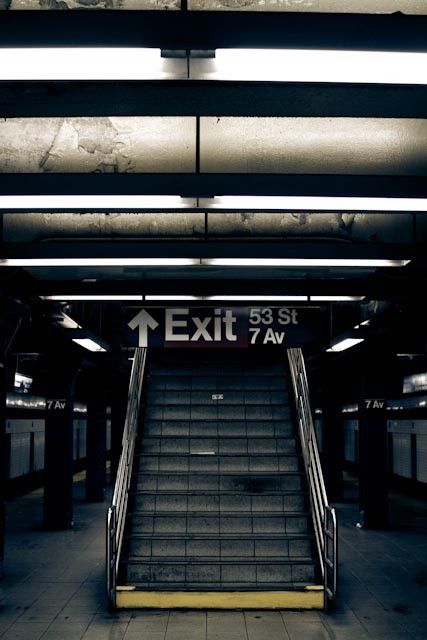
1;82;427;119
1;174;427;199
0;240;418;259
0;11;427;50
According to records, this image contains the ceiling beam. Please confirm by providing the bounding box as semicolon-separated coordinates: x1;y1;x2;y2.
1;274;427;304
0;240;418;260
1;174;427;199
1;81;426;118
0;11;426;50
2;277;424;300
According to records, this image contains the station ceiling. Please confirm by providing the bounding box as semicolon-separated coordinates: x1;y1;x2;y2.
0;5;426;371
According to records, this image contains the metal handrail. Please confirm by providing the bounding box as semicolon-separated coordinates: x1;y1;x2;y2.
287;348;337;610
107;347;147;610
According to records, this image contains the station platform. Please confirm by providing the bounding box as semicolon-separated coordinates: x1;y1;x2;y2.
1;475;427;640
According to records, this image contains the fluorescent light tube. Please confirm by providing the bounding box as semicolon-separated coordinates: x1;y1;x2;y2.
205;259;409;268
354;319;371;328
145;295;202;301
311;296;365;302
45;295;144;301
1;258;198;267
326;337;365;352
0;196;193;210
194;49;427;85
202;196;427;212
207;295;308;301
57;314;81;329
0;48;182;81
72;338;106;352
1;195;427;213
2;258;408;269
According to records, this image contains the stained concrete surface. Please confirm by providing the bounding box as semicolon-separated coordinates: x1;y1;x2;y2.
0;118;195;173
0;475;427;639
4;0;427;11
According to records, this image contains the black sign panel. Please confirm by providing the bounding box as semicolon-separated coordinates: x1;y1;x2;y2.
126;306;323;348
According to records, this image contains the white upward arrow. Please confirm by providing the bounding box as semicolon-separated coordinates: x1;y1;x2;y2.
128;309;159;347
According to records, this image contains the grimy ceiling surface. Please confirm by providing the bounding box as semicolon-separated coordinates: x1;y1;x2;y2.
0;3;427;365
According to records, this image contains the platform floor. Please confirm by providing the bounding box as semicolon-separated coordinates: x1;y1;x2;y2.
1;476;427;640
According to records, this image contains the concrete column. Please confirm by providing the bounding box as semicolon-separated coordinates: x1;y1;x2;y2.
43;366;75;529
86;383;107;502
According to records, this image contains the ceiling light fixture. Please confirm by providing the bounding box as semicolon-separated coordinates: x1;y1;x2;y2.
1;258;198;267
326;337;365;352
205;259;408;268
1;257;408;269
0;195;426;213
0;196;194;210
72;338;107;352
202;196;427;212
311;296;365;302
56;313;81;329
0;48;180;81
195;48;427;85
207;295;308;301
45;295;144;301
145;295;202;301
354;319;371;329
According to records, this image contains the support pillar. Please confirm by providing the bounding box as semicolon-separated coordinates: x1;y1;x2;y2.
0;360;7;578
86;382;107;502
321;389;344;502
359;396;388;528
43;364;75;529
358;355;398;529
110;375;128;485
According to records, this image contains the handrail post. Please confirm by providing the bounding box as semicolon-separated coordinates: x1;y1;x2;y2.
106;347;147;611
287;348;337;610
107;506;117;611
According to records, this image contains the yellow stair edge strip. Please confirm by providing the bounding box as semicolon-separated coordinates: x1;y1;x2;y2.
116;586;324;609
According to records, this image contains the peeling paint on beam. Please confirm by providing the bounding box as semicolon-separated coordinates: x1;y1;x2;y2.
2;212;424;245
0;117;196;174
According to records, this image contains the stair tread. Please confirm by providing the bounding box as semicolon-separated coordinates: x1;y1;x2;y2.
126;533;312;540
135;471;302;476
119;583;317;592
125;557;315;564
129;511;310;517
138;436;293;440
131;490;306;495
137;453;298;457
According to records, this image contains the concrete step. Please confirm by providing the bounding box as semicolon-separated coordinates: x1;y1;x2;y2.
137;453;300;473
128;536;312;559
139;437;297;455
129;512;310;535
148;375;287;391
134;472;303;492
144;404;291;421
145;390;287;406
124;558;316;586
131;492;306;513
142;420;294;438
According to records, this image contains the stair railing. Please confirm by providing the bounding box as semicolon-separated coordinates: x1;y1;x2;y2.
287;348;337;610
107;347;147;610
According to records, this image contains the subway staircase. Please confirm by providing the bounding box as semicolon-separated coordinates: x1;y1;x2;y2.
116;351;323;609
